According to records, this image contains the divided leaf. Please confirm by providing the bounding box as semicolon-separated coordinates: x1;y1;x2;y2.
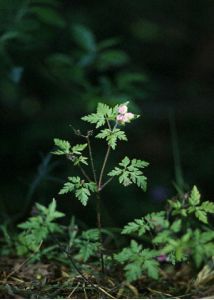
16;199;64;255
72;144;87;155
122;211;168;237
169;186;214;224
53;138;71;155
59;177;97;206
189;186;201;206
114;240;159;282
96;128;127;149
53;138;88;166
108;156;149;190
82;102;116;128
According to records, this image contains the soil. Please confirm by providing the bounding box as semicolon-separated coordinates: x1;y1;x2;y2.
0;257;214;299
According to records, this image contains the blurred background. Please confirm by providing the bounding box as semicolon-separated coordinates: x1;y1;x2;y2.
0;0;213;228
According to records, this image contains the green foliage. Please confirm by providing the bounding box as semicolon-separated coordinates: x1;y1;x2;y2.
0;224;14;256
122;211;168;236
53;138;71;155
52;139;88;165
96;128;127;150
191;229;214;267
54;102;147;212
82;102;118;128
119;186;214;281
16;199;64;255
31;6;65;28
108;157;149;190
96;50;129;71
189;185;201;206
59;177;97;206
50;101;150;280
157;231;192;262
114;240;159;281
72;24;96;52
169;185;214;224
74;229;100;262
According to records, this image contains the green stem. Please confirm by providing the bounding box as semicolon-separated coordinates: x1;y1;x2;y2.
106;118;111;130
78;164;92;182
99;177;113;191
87;136;98;184
86;134;105;273
98;146;111;189
96;193;105;273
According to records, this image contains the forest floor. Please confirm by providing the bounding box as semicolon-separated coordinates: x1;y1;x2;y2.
0;257;214;299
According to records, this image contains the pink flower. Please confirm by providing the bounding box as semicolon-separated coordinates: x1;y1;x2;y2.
121;113;134;123
125;112;134;121
118;105;128;115
117;112;135;124
116;114;125;122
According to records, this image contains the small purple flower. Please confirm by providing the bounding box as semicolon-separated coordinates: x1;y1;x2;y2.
156;254;168;262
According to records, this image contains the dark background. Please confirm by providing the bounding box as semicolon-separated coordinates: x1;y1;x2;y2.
0;0;213;227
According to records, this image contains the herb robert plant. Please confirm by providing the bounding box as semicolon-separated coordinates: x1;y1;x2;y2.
52;102;149;272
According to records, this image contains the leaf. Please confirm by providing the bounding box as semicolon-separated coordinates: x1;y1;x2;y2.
96;128;127;150
47;199;65;221
122;218;149;236
117;72;148;90
86;182;97;193
16;199;64;255
191;230;214;267
59;177;96;206
195;210;208;224
171;219;182;233
130;240;142;253
122;218;150;236
153;230;171;244
82;102;115;128
120;156;130;167
122;212;169;241
35;202;48;214
124;262;142;282
72;144;87;155
97;50;129;70
200;201;214;213
108;157;149;190
73;155;88;166
31;7;65;28
114;241;159;282
72;24;96;52
53;138;70;155
48;198;56;217
143;259;159;279
82;229;99;241
108;167;122;177
59;181;75;194
189;186;201;206
168;200;182;210
0;31;27;43
97;37;120;50
97;102;113;116
82;112;105;128
78;241;99;262
75;187;90;206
